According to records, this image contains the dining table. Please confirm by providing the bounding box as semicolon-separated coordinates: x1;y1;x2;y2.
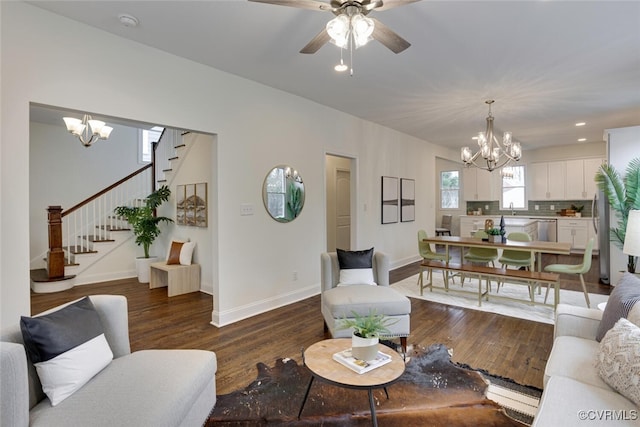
422;235;572;272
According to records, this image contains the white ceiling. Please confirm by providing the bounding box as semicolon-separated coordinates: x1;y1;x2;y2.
27;0;640;153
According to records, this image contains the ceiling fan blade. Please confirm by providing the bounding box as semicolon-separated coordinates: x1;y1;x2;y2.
300;28;332;54
370;17;411;53
375;0;421;12
361;0;384;12
248;0;332;11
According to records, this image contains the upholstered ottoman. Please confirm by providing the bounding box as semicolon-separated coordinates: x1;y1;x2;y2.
321;285;411;345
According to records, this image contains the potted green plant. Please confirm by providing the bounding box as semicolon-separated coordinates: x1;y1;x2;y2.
595;158;640;273
571;204;584;218
114;185;173;283
486;227;503;243
339;310;397;361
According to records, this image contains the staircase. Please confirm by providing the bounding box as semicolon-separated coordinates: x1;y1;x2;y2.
30;129;192;293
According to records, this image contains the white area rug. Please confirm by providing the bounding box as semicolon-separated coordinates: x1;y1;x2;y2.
392;273;609;324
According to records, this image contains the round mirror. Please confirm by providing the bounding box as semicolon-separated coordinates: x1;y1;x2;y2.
262;165;305;222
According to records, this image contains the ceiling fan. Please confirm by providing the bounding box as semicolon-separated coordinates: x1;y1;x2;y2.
249;0;419;54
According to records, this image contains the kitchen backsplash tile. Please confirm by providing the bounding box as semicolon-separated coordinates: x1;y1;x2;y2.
466;200;593;217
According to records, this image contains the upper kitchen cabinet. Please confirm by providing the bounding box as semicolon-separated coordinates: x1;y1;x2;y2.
463;167;496;201
565;158;605;199
529;161;565;200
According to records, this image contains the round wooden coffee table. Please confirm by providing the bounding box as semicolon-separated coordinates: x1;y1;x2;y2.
298;338;405;427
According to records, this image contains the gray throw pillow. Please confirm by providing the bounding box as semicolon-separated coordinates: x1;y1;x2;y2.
20;297;113;405
337;248;375;286
596;273;640;341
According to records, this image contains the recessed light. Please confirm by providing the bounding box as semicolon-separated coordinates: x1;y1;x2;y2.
578;138;587;142
118;14;139;28
575;122;586;127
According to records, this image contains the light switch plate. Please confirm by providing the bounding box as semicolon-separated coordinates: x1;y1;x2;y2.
240;203;254;216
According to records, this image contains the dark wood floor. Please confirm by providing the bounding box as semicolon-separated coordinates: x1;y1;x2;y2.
30;252;610;394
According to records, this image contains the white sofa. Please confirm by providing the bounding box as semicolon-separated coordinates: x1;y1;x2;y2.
533;303;639;426
0;295;217;427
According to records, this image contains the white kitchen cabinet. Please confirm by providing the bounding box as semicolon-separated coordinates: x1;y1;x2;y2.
557;218;589;250
587;217;599;252
460;216;488;237
530;161;565;200
565;158;605;200
463;167;495;201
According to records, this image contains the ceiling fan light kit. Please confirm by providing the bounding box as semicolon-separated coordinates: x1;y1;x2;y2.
461;100;522;172
250;0;414;73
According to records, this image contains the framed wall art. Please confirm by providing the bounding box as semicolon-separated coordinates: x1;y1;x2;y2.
176;182;208;227
400;178;415;222
381;176;399;224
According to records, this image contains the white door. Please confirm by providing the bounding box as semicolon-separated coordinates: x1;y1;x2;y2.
335;169;351;250
326;155;352;252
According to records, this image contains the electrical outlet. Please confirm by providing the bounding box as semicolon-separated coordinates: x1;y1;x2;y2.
292;271;298;281
485;205;489;210
550;205;555;211
535;205;539;211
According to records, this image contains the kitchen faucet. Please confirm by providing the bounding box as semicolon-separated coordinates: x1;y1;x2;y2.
510;202;515;215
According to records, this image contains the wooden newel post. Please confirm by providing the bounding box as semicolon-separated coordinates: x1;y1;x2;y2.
47;206;65;279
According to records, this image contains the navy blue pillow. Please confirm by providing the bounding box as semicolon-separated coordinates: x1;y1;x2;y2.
337;248;374;269
20;297;105;363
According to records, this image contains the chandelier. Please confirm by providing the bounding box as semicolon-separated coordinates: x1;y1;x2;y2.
326;5;374;74
63;114;113;147
461;100;522;172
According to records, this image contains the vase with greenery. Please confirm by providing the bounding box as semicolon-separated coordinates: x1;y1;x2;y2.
486;227;503;243
340;310;397;361
114;185;173;282
595;158;640;273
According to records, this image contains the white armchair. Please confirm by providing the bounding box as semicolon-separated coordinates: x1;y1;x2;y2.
320;251;411;352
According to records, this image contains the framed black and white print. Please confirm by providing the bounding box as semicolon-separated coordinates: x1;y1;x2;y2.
381;176;399;224
400;178;415;222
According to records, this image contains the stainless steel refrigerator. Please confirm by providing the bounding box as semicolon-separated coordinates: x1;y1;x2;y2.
593;190;610;285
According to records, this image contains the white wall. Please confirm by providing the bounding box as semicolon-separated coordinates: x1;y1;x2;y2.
524;142;606;164
29;120;142;265
606;126;640;282
0;2;453;328
156;132;217;295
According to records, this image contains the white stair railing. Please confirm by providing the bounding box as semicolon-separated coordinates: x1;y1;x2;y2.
61;167;152;260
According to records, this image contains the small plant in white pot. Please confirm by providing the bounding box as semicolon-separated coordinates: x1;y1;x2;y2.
486;227;503;243
340;310;397;362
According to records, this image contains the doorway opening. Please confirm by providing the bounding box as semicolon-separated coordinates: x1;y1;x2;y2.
325;154;354;252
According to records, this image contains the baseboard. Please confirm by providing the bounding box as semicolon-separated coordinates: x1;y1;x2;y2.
73;270;137;286
391;254;422;270
211;283;320;327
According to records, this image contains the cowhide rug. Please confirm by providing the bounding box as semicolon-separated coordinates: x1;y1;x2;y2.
206;343;525;426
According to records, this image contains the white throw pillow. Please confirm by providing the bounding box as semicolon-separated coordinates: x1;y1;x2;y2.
596;318;640;406
35;334;113;406
627;302;640;328
180;241;196;265
338;268;376;286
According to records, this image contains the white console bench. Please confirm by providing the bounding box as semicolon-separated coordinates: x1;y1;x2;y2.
149;262;201;296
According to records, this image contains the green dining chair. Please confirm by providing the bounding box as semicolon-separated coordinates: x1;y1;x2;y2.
417;229;451;285
544;237;594;308
497;231;535;294
461;230;499;287
464;230;499;265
